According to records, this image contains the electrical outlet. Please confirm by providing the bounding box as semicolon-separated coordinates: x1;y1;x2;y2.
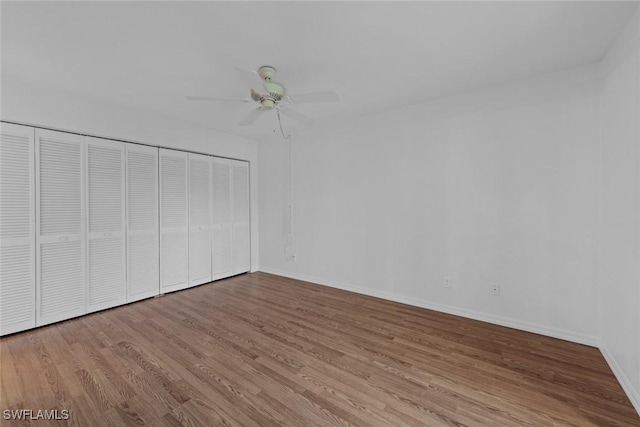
444;276;451;289
491;284;501;296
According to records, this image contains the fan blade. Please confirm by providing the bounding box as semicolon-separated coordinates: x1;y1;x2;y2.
287;90;340;104
186;95;252;103
235;67;264;90
279;107;314;126
250;89;264;102
238;107;264;126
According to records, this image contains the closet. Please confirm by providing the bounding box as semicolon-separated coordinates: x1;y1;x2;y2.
189;153;212;287
0;122;251;336
211;158;250;279
126;144;159;302
36;129;86;326
0;123;36;335
232;161;250;274
86;137;126;313
160;149;189;293
212;159;233;279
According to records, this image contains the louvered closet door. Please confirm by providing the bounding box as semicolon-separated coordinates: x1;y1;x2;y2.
232;161;250;274
126;144;159;302
211;158;233;279
160;149;189;293
86;137;125;312
189;153;212;287
36;129;85;326
0;123;35;335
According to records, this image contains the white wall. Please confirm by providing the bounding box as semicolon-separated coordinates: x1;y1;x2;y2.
1;75;260;271
598;7;640;413
259;64;601;345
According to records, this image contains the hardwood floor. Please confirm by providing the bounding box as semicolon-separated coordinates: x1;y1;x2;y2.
1;272;638;426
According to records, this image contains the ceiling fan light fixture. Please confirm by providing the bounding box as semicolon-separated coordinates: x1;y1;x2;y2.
261;99;275;110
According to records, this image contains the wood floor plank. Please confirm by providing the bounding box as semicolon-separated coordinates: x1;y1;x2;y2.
0;335;23;408
1;272;638;426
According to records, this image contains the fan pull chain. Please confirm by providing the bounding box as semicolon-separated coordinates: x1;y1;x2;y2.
277;109;296;262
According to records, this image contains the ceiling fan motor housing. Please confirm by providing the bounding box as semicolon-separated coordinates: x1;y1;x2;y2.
264;81;285;101
257;65;285;103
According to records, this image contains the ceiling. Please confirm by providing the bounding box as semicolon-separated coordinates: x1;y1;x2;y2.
2;1;637;140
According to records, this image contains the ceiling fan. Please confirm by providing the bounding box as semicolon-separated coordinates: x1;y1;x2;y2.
187;65;340;126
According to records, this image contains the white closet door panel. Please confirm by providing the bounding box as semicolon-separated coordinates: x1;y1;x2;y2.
0;123;35;335
0;246;34;334
212;160;231;225
232;162;250;224
127;147;159;231
161;231;188;291
88;237;125;311
86;138;126;312
160;149;188;292
189;154;211;226
189;229;211;285
126;145;159;302
36;129;85;326
232;223;250;275
38;240;85;324
212;225;232;279
189;153;211;286
87;140;125;233
161;151;188;229
38;135;83;236
211;159;233;279
127;234;158;301
1;125;34;241
232;161;250;274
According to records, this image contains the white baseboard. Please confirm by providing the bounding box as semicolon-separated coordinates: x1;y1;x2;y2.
257;267;599;347
600;346;640;416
